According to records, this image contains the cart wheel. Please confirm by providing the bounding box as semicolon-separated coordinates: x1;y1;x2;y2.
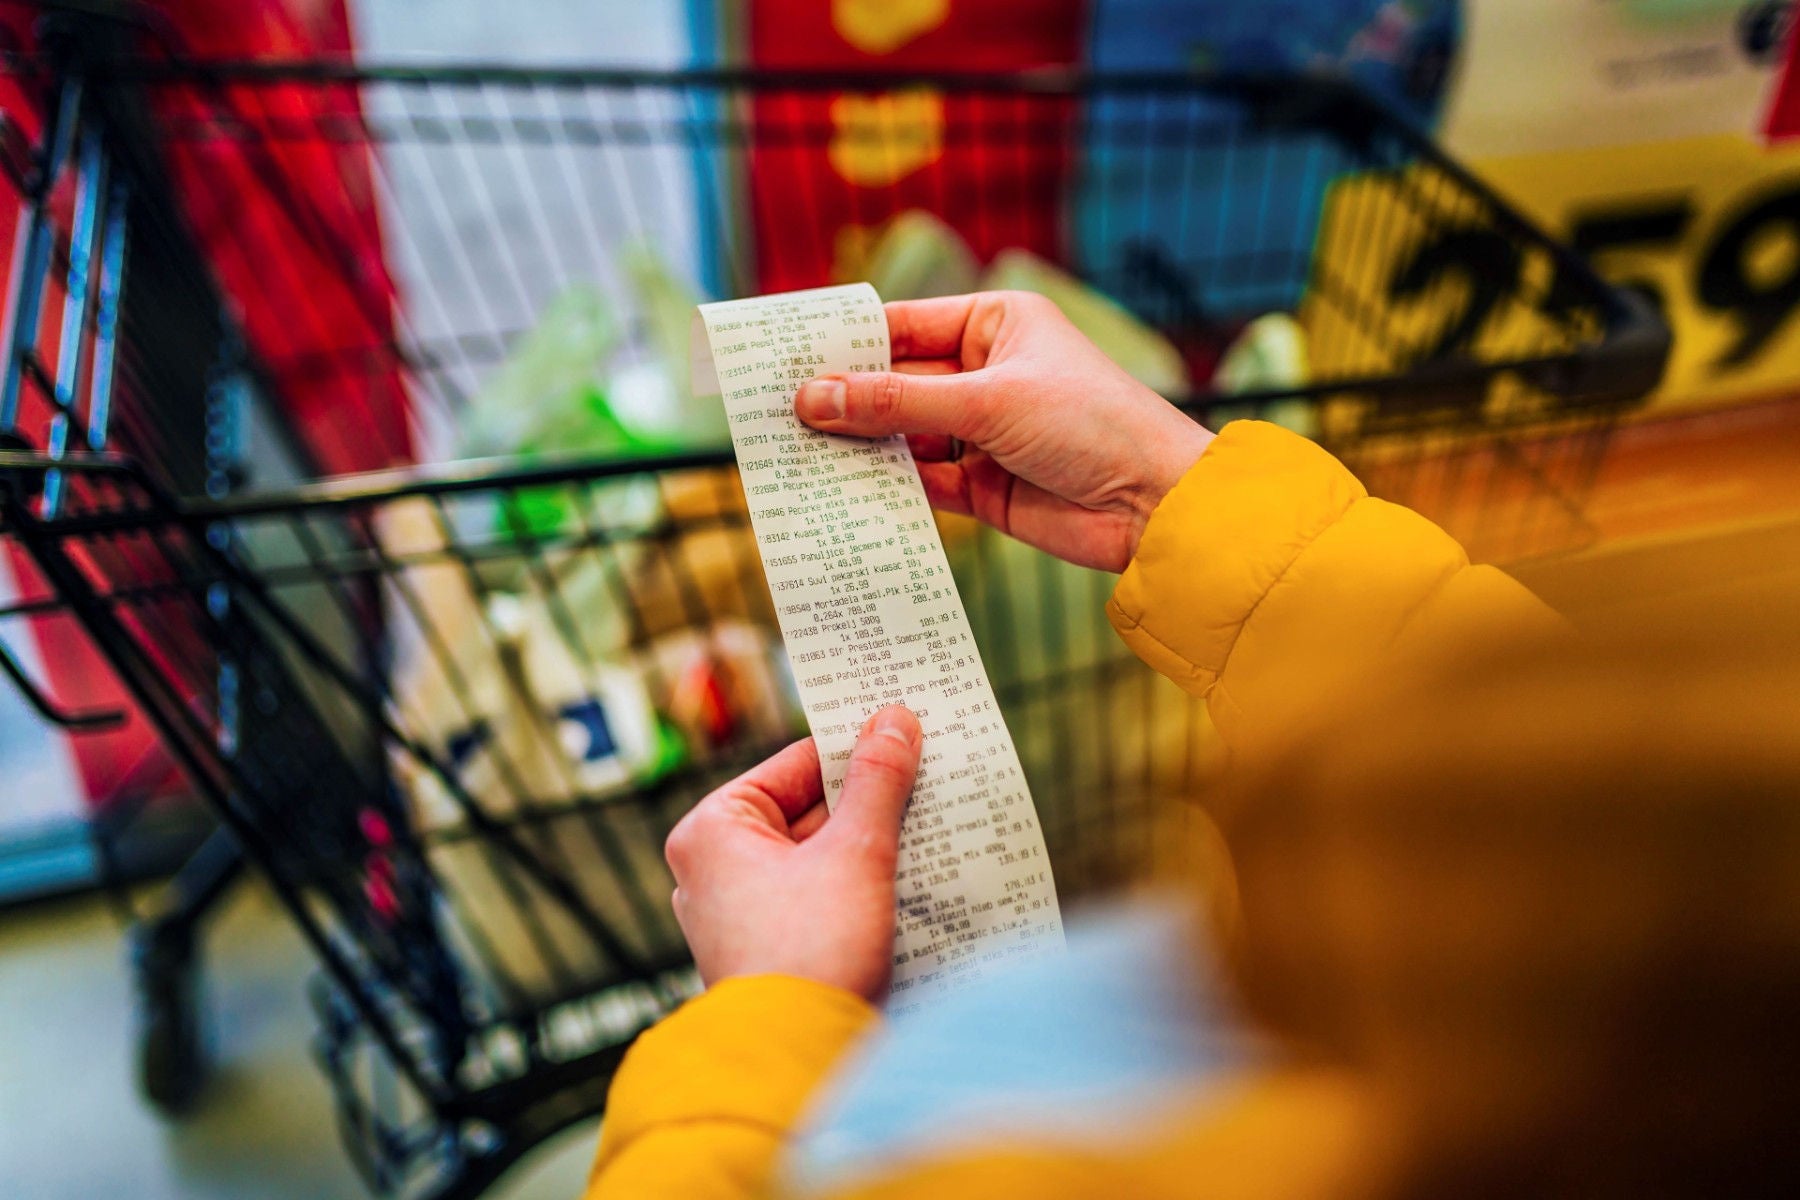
131;925;209;1115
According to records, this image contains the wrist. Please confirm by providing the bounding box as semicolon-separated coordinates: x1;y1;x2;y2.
708;971;881;1013
1127;418;1215;559
707;962;888;1004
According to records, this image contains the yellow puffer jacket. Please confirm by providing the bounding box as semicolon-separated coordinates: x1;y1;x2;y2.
583;421;1558;1200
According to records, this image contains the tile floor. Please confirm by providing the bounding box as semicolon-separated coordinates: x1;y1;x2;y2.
0;884;600;1199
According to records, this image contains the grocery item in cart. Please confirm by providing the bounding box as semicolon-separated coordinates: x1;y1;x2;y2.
404;609;793;1002
453;285;660;544
455;287;632;462
381;468;797;998
611;245;732;451
861;210;982;301
1213;312;1310;395
1212;313;1319;438
981;248;1192;397
857;211;1193;397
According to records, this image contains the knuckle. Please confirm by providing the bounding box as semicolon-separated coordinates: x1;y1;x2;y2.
999;288;1049;316
663;812;702;875
868;372;907;422
849;745;916;793
961;381;999;430
842;826;897;865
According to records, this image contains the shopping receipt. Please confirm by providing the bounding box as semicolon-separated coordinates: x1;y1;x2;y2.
694;283;1064;1008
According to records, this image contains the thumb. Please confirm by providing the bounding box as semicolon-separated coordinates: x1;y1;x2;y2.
819;705;921;859
797;371;983;440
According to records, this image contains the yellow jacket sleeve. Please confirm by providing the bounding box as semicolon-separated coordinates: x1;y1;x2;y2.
585;975;878;1200
1108;421;1559;762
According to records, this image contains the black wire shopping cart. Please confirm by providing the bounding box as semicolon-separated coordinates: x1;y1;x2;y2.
0;17;1667;1200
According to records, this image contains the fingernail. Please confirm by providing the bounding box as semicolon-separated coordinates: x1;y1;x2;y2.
798;379;846;422
868;707;916;747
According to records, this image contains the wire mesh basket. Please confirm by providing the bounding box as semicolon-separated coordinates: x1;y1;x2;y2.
0;23;1664;1200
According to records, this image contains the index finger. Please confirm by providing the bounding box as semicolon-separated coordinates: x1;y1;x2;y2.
716;736;825;825
885;295;978;361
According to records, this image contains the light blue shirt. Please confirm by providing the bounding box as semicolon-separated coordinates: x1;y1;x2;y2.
783;896;1259;1196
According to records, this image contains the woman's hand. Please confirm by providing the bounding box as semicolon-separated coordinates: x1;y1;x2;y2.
795;291;1215;573
664;705;922;1002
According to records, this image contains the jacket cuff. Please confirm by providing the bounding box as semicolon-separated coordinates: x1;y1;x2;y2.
597;975;879;1158
1107;421;1365;696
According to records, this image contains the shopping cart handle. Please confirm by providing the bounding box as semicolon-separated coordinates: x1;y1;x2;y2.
0;633;127;731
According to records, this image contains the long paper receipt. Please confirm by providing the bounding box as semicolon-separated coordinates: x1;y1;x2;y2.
694;283;1064;1006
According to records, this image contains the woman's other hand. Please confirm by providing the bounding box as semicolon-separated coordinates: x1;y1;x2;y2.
664;705;922;1002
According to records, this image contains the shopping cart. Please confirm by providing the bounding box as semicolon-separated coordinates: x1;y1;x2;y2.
0;18;1666;1200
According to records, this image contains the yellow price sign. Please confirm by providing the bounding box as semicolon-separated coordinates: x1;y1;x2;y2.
1474;134;1800;410
1306;133;1800;414
1301;164;1601;423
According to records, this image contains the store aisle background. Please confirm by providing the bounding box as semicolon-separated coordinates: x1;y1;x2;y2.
0;563;84;837
0;888;598;1199
0;4;681;1197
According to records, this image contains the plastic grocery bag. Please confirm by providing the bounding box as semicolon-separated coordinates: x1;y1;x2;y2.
981;248;1192;397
